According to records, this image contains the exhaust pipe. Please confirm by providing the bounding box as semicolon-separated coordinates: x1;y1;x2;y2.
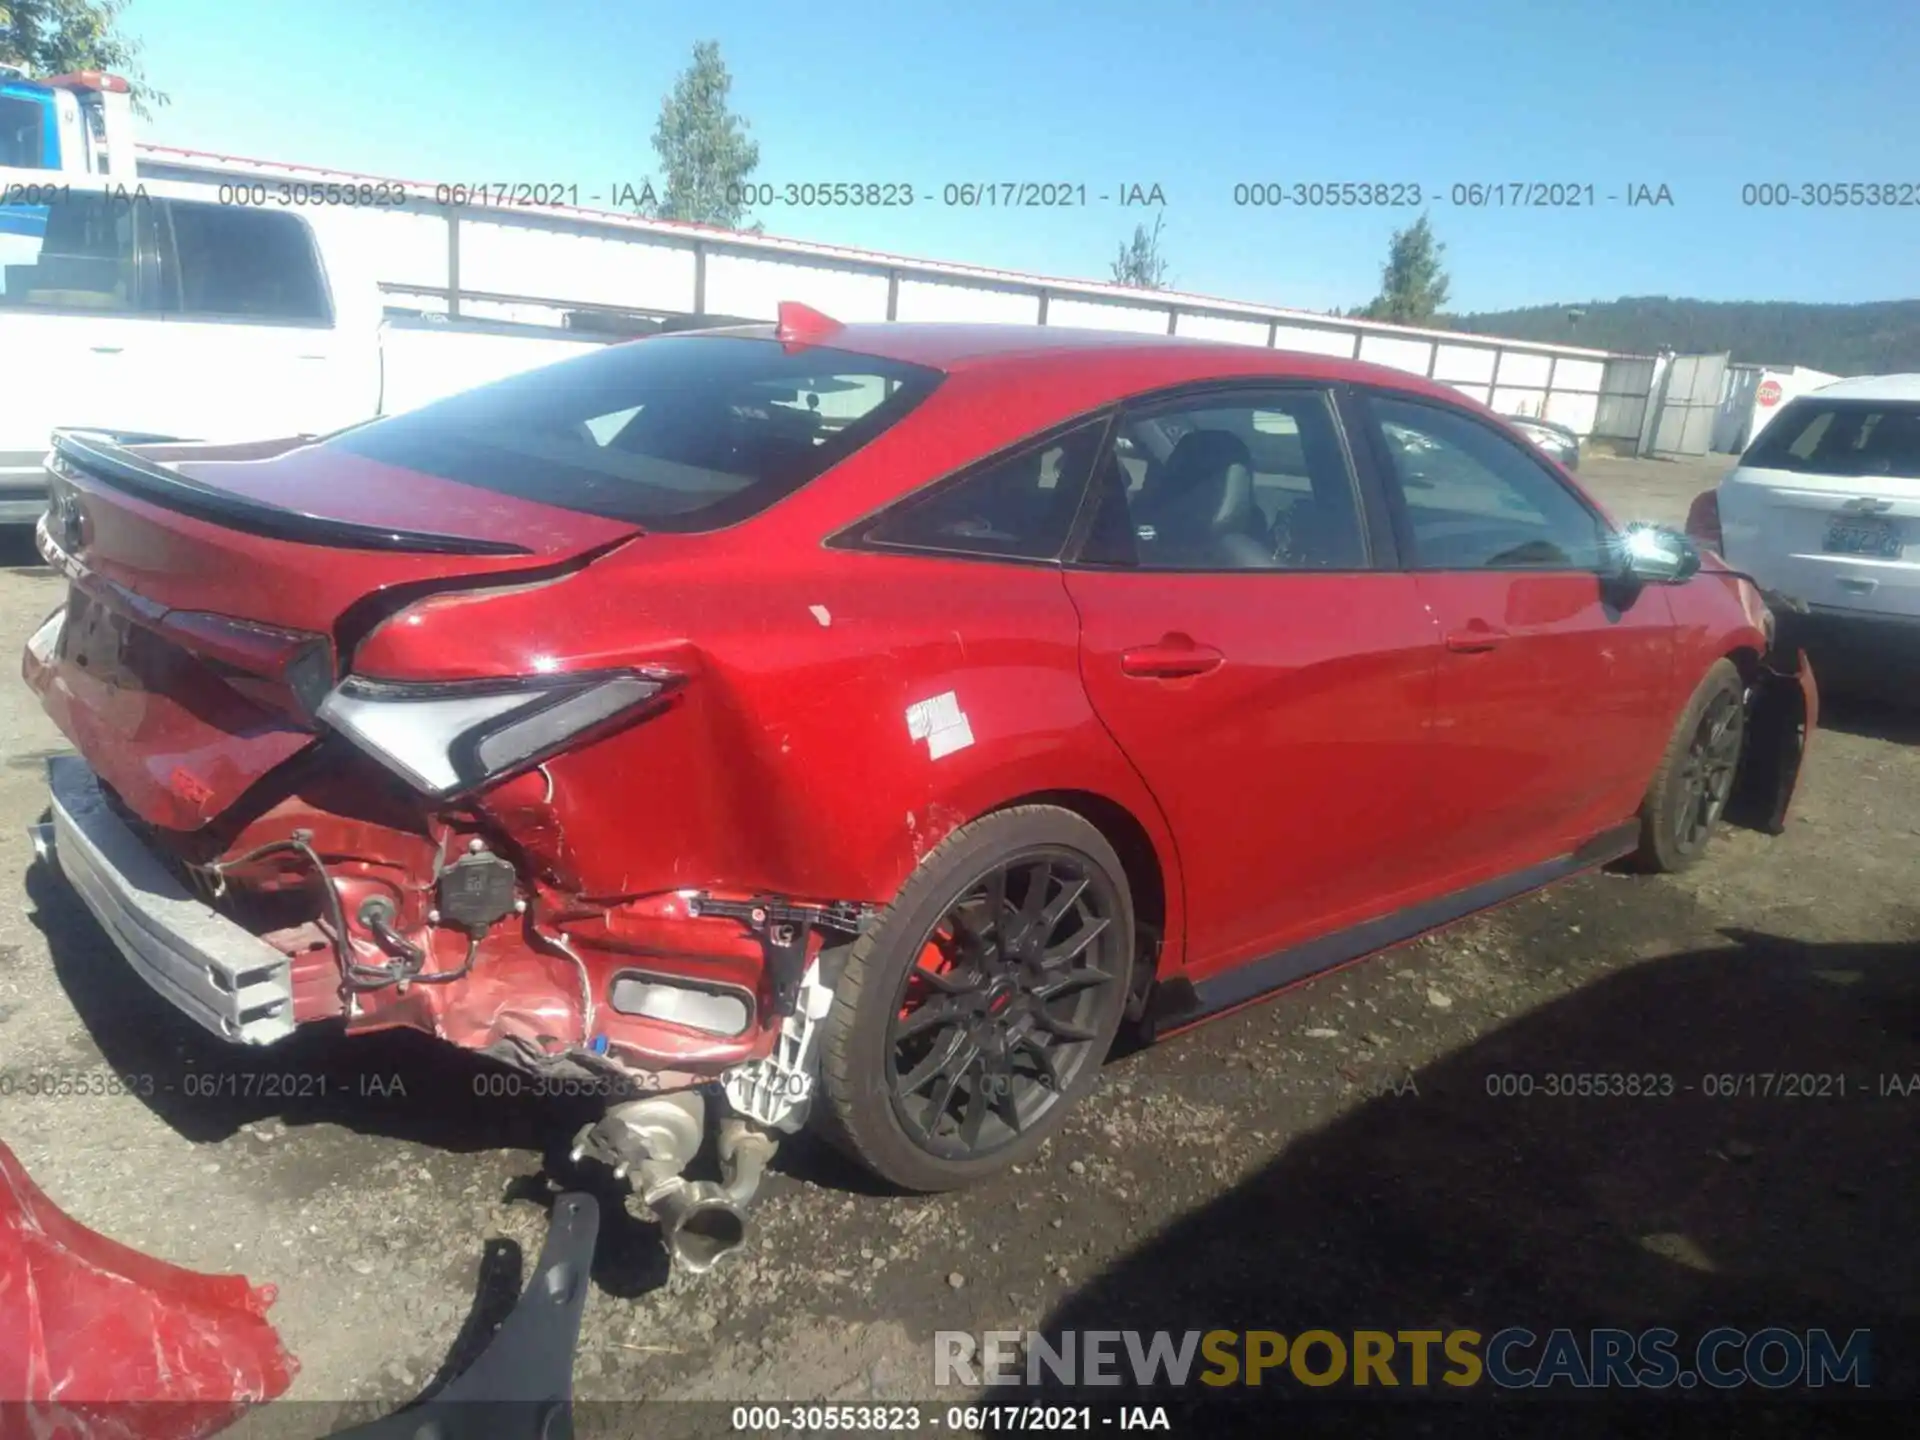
569;1091;777;1275
649;1181;748;1274
28;823;55;867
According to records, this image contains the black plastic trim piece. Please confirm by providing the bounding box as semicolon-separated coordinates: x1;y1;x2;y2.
328;1192;599;1438
50;430;535;556
1144;823;1639;1037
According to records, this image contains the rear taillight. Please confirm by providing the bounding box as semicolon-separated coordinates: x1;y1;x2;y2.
317;668;679;798
1685;489;1723;555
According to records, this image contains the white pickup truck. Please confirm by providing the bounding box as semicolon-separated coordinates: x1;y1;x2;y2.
0;169;609;523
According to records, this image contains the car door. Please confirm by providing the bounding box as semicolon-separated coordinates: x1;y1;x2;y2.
143;197;373;442
1063;385;1442;980
1351;389;1676;881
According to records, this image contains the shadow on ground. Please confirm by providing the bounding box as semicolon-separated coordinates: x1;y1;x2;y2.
0;526;44;574
1016;928;1920;1436
1817;688;1920;746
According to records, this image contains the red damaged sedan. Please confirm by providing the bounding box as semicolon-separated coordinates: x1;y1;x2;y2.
23;306;1814;1271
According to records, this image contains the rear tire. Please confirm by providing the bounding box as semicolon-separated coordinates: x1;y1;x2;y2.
812;806;1133;1192
1632;659;1747;873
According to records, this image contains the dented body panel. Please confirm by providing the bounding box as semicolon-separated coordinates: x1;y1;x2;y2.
21;322;1812;1116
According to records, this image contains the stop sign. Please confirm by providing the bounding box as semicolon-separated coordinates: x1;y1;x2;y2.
1757;379;1783;407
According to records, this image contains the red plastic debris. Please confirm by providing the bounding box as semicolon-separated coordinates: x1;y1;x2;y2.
0;1139;297;1440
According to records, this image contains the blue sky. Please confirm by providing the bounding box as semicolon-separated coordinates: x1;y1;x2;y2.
128;0;1917;315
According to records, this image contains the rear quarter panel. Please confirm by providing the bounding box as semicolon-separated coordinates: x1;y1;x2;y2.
353;537;1187;958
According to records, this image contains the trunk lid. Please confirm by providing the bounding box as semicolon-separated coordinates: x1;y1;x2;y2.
26;432;638;831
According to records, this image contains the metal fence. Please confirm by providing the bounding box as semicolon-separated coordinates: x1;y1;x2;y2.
139;145;1662;441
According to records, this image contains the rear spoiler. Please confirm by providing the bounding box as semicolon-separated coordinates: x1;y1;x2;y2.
47;430;533;557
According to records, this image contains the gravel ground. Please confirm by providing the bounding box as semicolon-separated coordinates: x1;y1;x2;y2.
1;453;1916;1437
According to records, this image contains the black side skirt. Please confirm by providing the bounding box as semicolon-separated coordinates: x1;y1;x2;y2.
1143;821;1640;1038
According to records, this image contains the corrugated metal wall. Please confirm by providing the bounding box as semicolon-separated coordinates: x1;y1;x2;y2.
140;148;1656;439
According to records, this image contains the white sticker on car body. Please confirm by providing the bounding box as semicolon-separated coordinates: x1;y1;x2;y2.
906;691;975;759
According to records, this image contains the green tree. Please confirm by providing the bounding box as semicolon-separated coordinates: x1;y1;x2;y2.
0;0;168;115
645;40;760;229
1110;211;1171;290
1357;213;1451;325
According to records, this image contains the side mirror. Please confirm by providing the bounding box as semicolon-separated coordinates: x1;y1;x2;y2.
1614;523;1702;584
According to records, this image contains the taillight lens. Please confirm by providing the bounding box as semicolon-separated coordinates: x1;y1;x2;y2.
318;668;677;797
1685;489;1723;555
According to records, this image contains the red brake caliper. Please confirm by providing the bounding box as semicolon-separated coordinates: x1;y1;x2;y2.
899;924;958;1019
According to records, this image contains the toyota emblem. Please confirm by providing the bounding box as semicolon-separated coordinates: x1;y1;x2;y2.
48;489;83;551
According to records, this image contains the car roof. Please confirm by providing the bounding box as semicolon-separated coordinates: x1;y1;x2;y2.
691;320;1478;406
1803;373;1920;402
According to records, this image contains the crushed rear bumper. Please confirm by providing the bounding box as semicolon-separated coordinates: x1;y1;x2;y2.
35;755;296;1045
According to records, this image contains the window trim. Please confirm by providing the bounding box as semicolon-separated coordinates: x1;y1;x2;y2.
1062;380;1387;575
150;196;339;329
1351;386;1619;576
827;411;1117;567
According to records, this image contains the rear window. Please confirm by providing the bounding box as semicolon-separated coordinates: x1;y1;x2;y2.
1743;398;1920;479
331;335;943;531
157;200;332;323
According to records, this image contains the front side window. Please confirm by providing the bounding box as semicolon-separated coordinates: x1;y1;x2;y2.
158;200;331;322
332;335;942;532
1367;393;1607;571
860;420;1107;560
1079;389;1367;571
1744;399;1920;479
0;192;138;312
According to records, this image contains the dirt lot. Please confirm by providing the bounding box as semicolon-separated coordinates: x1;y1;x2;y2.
1;452;1916;1436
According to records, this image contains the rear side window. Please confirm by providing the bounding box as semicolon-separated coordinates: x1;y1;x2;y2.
331;335;942;532
155;200;331;322
1743;399;1920;479
860;420;1107;560
0;192;138;312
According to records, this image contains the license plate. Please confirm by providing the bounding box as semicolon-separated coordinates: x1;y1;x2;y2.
1822;515;1904;558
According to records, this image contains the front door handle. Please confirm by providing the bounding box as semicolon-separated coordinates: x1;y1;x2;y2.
89;345;124;354
1445;623;1508;654
1120;636;1225;679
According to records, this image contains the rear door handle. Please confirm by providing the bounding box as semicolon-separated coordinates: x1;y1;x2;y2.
1120;637;1225;679
89;345;123;354
1445;624;1508;653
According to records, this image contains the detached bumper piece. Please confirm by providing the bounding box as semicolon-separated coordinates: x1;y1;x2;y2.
0;1139;297;1438
330;1193;599;1440
38;754;296;1044
1727;626;1819;836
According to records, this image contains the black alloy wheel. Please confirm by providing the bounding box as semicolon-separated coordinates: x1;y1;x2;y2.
884;848;1119;1161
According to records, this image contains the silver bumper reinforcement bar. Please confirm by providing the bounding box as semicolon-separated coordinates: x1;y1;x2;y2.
33;755;296;1045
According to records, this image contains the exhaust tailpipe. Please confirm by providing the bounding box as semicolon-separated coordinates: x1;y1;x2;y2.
29;823;55;866
569;1090;781;1275
648;1181;749;1273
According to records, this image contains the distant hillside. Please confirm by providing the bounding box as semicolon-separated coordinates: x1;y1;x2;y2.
1448;296;1920;375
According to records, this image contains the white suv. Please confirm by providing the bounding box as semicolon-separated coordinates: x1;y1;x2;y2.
1690;375;1920;661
